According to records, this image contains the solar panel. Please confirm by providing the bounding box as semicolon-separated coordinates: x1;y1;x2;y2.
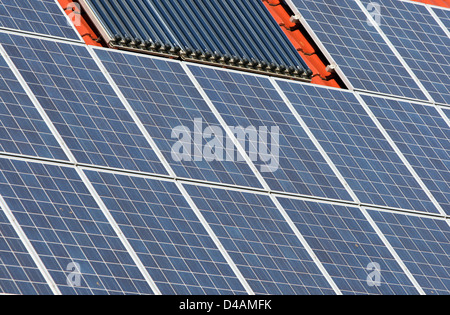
82;0;311;79
362;95;450;215
289;0;428;101
85;170;247;295
277;197;419;295
189;65;352;202
0;205;53;295
359;0;450;105
0;51;68;161
94;48;262;189
0;0;80;41
0;157;154;295
184;184;336;295
368;210;450;295
0;32;167;175
443;108;450;122
432;7;450;32
277;80;438;214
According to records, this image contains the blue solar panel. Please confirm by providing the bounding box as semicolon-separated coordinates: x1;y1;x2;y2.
277;80;438;214
359;0;450;105
184;184;336;295
289;0;428;101
0;32;167;175
0;51;68;161
189;65;352;202
0;0;80;41
85;170;247;295
0;157;154;295
94;49;262;189
443;109;450;122
0;206;53;295
362;95;450;215
432;7;450;32
368;210;450;295
277;197;419;295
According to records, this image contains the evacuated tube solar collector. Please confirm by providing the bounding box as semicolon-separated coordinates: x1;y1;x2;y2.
79;0;312;80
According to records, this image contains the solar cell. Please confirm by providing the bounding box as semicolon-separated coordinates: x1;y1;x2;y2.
277;80;438;214
277;197;419;295
368;210;450;295
0;51;68;161
362;95;450;215
184;184;336;295
94;48;262;189
443;108;450;122
0;205;53;295
0;157;154;295
0;32;167;175
359;0;450;105
85;170;247;295
0;0;80;41
432;7;450;32
189;65;352;202
289;0;428;101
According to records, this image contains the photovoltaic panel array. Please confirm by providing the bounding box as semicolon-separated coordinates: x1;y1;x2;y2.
289;0;428;101
432;7;450;32
0;0;80;41
184;184;336;295
0;32;167;175
368;210;450;295
359;0;450;105
0;205;53;295
0;157;154;295
277;80;438;214
0;52;68;161
85;170;247;295
189;65;352;202
94;48;262;189
277;198;418;295
362;95;450;215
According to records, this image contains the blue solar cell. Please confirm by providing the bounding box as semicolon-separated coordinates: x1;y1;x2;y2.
0;0;80;41
290;0;428;101
0;32;167;175
443;108;450;122
359;0;450;105
0;157;154;295
0;52;68;161
0;206;53;295
277;197;419;295
189;65;352;202
278;80;439;214
184;184;336;295
362;95;450;215
368;210;450;295
85;170;247;295
432;7;450;32
94;49;262;189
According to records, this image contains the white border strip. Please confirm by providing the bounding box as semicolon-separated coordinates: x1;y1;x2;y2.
354;93;447;217
75;168;162;295
182;63;342;295
361;207;426;295
0;195;61;295
437;106;450;128
354;0;435;104
89;48;254;295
